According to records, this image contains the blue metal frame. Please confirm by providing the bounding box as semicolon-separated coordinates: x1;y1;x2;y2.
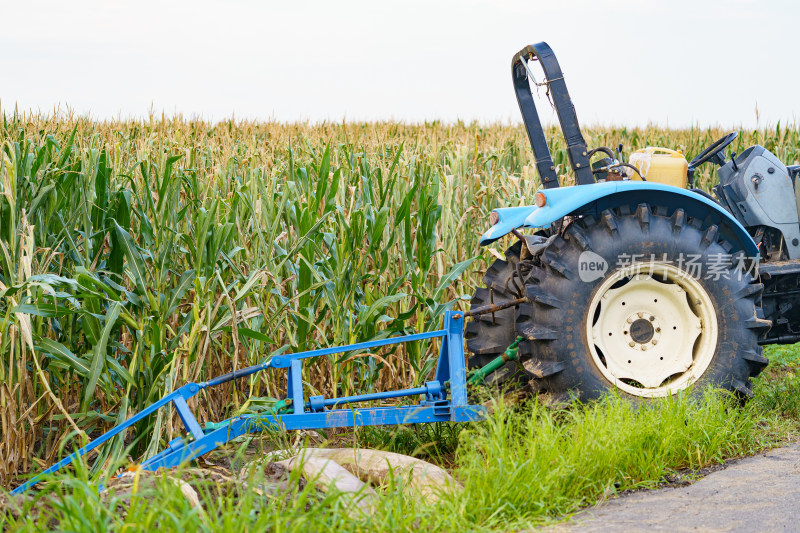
12;311;484;494
479;181;760;257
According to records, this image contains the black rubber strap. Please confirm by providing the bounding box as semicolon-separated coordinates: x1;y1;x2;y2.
513;59;558;189
512;42;593;186
205;363;266;387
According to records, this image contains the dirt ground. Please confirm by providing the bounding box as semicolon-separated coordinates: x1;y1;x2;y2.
547;442;800;533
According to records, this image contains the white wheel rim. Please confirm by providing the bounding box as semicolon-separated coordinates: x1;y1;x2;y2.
586;262;718;397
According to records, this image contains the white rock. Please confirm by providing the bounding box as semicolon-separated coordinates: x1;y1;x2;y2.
299;448;460;503
276;453;378;514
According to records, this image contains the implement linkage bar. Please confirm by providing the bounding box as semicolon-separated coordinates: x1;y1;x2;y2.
13;311;484;494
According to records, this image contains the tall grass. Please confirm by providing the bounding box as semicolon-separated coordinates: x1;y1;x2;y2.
4;375;799;532
2;110;800;485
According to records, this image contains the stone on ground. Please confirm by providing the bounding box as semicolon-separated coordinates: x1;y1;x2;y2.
298;447;460;503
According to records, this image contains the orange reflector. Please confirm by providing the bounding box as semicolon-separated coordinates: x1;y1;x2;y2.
535;192;547;208
489;211;499;225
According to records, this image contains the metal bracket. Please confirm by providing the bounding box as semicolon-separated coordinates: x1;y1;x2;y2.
12;311;485;494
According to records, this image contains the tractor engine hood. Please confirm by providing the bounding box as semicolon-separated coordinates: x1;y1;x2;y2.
480;181;759;257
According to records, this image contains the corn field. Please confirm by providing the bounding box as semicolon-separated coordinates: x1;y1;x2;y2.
1;111;799;486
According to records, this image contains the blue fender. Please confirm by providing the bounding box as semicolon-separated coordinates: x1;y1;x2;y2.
481;181;759;256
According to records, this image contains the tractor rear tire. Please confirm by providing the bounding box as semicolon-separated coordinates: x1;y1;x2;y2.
518;204;769;402
465;241;531;388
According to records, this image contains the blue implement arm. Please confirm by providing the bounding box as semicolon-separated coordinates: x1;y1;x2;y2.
480;181;759;257
12;311;484;494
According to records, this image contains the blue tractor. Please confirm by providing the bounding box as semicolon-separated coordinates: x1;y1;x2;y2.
466;42;797;402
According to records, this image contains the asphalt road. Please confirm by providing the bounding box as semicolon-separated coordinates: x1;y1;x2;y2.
548;442;800;532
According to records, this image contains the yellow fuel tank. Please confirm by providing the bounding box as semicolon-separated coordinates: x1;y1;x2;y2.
628;147;688;188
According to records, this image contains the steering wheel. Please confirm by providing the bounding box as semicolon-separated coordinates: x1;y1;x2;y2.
688;131;739;169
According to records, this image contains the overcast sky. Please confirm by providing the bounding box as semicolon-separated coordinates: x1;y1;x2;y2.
3;0;798;128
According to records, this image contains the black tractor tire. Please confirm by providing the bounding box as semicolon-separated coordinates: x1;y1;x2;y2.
465;240;531;387
518;203;769;403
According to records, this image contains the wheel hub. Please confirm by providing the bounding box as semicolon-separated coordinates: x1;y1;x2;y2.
588;263;718;397
629;317;654;344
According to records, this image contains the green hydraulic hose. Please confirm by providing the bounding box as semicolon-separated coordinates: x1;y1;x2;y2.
203;398;294;432
467;336;525;386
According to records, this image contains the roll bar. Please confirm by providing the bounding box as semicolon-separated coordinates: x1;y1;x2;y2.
512;42;593;188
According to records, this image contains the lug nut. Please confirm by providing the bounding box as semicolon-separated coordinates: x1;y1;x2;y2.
652;340;658;345
649;316;655;321
641;345;647;351
629;341;635;347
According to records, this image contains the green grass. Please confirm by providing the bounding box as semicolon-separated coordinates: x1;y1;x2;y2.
3;356;799;532
754;344;800;422
763;343;800;368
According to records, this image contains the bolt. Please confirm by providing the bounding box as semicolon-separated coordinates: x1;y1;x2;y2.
576;163;581;168
638;312;644;318
652;340;658;345
582;151;587;156
627;317;633;323
655;327;661;332
641;345;647;351
629;341;636;347
649;316;655;321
